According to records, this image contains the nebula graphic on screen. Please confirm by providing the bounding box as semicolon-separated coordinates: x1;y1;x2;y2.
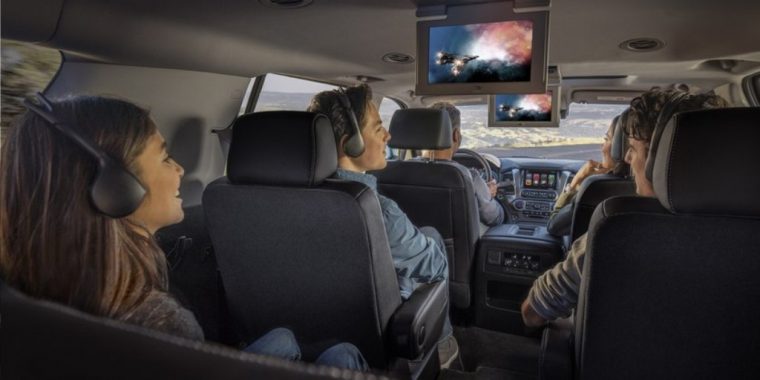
494;92;552;122
428;20;533;84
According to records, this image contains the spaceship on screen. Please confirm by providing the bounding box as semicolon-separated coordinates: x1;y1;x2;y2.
436;51;479;76
499;104;523;118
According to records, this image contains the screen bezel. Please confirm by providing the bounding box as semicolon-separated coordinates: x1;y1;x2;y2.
487;85;560;128
415;2;549;96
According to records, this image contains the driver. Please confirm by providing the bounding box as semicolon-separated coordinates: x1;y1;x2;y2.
520;86;728;327
424;102;504;228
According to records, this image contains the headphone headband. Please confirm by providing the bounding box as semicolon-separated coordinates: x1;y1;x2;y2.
335;89;365;158
645;91;689;182
24;93;147;218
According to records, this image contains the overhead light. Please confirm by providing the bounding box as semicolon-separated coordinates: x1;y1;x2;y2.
382;52;415;64
259;0;313;9
619;38;664;52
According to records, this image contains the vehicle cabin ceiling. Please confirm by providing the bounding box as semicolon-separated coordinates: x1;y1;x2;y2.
3;0;759;104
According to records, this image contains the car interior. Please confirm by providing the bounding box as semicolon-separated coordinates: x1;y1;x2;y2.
1;0;760;379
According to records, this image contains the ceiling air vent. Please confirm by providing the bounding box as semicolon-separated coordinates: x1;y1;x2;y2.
619;38;664;52
382;52;415;64
259;0;313;9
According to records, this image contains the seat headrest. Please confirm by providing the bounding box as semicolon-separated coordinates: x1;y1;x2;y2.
388;109;452;150
610;115;628;163
653;108;760;217
227;111;338;187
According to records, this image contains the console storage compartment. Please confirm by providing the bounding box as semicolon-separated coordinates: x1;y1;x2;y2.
474;224;564;334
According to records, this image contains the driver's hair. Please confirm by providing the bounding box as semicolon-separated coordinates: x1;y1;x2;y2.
429;102;461;130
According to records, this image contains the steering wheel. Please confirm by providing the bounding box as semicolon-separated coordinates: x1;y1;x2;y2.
453;148;493;182
453;148;518;223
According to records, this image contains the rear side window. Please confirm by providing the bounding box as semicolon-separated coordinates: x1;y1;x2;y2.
253;74;337;112
379;97;402;159
378;97;402;130
743;72;760;106
1;40;62;144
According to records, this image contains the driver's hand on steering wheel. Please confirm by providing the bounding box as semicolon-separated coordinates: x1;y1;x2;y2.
487;179;498;198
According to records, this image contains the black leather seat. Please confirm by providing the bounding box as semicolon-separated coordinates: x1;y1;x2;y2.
567;115;635;242
571;108;760;379
155;205;235;344
0;280;380;380
372;108;480;309
203;111;447;374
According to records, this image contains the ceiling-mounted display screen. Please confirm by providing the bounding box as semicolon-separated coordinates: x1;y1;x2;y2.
416;2;549;95
488;86;560;128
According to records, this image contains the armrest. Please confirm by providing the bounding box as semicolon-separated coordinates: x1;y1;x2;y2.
539;317;574;380
388;281;448;360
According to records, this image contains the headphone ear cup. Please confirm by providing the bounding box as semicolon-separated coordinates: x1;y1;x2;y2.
90;158;147;218
645;93;687;182
343;132;365;157
645;129;661;182
336;91;365;158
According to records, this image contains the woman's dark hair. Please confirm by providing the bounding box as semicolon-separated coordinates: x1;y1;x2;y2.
0;95;166;319
307;84;374;146
623;85;728;142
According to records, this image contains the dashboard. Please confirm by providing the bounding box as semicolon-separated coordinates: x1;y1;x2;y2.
453;154;585;225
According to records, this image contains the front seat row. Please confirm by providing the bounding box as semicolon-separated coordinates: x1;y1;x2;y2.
203;111;448;376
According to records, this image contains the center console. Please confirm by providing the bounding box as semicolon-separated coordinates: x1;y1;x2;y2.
473;223;564;334
496;168;569;224
513;169;561;220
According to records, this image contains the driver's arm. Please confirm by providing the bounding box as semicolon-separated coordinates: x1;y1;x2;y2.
468;168;505;226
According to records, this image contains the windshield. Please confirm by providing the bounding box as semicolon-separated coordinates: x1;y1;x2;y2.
460;103;629;161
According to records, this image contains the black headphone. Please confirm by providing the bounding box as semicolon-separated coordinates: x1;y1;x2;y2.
645;91;689;182
335;89;365;157
23;93;147;218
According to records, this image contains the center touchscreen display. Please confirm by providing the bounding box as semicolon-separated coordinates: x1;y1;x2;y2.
522;170;557;189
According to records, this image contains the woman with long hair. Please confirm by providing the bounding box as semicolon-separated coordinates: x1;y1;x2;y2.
546;113;629;237
0;95;366;370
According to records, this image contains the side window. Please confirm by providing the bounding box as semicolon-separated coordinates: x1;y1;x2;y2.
1;41;62;145
742;72;760;106
253;74;337;112
378;97;402;159
378;97;402;129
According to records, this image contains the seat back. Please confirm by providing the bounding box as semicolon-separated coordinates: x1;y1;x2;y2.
373;108;479;309
155;205;235;344
0;282;379;380
569;116;635;241
203;112;401;369
576;108;760;379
